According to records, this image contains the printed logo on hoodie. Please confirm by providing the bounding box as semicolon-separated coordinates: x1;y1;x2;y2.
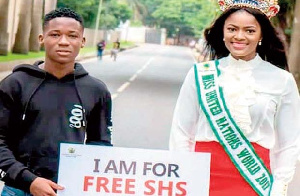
69;104;85;129
0;168;6;179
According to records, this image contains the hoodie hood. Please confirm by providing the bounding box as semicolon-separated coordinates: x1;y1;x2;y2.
12;61;89;123
13;61;89;79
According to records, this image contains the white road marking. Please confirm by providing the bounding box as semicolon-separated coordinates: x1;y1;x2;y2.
112;57;155;100
117;82;131;93
111;93;118;100
129;74;138;82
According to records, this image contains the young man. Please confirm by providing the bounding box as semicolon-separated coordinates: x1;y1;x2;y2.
0;8;113;196
97;39;106;60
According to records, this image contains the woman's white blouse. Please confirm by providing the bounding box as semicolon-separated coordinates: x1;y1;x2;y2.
169;54;300;184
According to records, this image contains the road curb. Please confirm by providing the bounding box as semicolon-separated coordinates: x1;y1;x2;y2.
0;45;137;81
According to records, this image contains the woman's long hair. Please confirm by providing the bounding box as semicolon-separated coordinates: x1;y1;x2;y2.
203;7;288;70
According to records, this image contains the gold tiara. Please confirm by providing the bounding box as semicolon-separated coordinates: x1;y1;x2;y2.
218;0;280;18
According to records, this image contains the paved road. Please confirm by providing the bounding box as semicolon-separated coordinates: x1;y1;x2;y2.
82;44;194;149
0;44;300;195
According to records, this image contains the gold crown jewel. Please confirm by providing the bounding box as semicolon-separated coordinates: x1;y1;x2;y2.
218;0;280;18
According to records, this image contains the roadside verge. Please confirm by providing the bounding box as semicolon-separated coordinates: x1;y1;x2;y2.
0;45;137;81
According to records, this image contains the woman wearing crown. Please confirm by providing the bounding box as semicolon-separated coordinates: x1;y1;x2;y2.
169;0;300;195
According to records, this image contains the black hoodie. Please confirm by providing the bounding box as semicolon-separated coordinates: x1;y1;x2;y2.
0;61;112;192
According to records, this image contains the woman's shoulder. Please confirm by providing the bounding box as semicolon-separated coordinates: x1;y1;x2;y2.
254;60;296;93
259;60;291;78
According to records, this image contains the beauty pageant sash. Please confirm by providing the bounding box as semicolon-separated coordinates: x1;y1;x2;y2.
194;61;272;196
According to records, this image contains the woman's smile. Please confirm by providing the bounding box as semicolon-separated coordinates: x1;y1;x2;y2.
231;42;248;50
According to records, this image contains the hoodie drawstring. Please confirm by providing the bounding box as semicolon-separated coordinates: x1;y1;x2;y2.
22;75;46;121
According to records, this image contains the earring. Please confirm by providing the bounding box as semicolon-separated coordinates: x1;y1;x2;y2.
258;40;262;46
223;38;225;41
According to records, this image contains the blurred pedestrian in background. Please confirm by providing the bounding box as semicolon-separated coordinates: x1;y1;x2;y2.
97;39;106;60
111;39;120;61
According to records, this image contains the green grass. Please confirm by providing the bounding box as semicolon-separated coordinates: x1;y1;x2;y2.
0;41;136;63
79;47;97;54
0;51;45;62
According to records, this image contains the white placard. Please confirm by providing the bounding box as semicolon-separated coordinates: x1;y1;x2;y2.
57;143;210;196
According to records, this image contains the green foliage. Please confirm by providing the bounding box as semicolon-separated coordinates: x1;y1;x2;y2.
101;0;132;29
123;0;147;22
57;0;98;28
139;0;163;26
130;20;143;27
56;0;218;36
141;0;219;37
279;0;296;16
0;41;136;62
0;52;45;62
57;0;132;29
273;0;296;44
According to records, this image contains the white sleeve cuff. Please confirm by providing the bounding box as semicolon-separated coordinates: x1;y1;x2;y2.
270;180;288;196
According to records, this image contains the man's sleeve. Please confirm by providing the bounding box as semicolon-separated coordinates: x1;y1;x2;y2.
86;91;113;146
0;85;37;192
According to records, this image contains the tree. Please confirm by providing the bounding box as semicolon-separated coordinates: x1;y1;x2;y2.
57;0;132;29
289;0;300;89
120;0;147;22
44;0;57;14
274;0;296;46
138;0;163;27
95;0;131;29
268;0;300;89
151;0;218;37
29;0;43;52
0;0;10;55
151;0;182;37
12;0;32;54
57;0;98;28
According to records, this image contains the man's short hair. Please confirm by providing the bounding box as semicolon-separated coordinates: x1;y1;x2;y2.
43;7;84;30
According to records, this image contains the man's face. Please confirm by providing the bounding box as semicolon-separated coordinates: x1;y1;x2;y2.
39;17;85;65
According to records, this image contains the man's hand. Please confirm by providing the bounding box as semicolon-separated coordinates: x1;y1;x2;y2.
30;177;64;196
